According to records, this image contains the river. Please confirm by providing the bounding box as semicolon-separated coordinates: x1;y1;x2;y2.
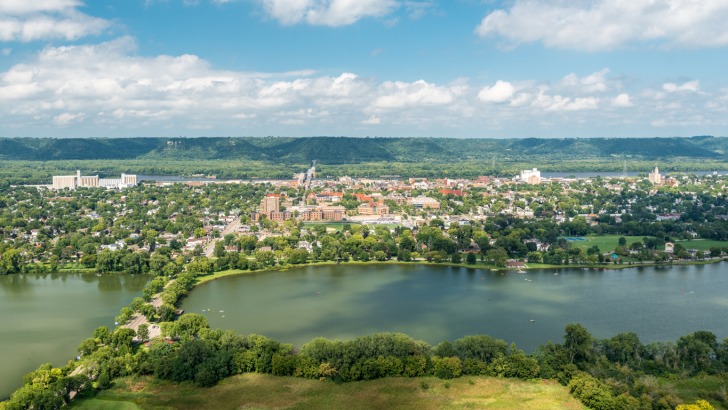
182;263;728;354
0;273;148;400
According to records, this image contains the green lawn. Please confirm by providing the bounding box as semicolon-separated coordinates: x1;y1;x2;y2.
659;374;728;410
674;239;728;251
303;222;349;231
565;235;645;252
565;235;728;253
70;399;142;410
72;374;586;410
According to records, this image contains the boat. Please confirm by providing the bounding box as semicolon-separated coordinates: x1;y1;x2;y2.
529;319;536;323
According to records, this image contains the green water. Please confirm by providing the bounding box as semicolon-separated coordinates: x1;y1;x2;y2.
0;273;148;400
183;263;728;353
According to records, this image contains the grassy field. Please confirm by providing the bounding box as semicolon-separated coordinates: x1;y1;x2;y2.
565;235;645;252
565;235;728;253
660;375;728;410
71;374;586;410
71;399;142;410
675;239;728;251
302;222;350;232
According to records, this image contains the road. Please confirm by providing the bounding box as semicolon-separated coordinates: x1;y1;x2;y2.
123;284;168;341
204;218;242;257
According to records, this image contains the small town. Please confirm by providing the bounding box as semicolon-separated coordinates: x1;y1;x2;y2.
3;163;726;277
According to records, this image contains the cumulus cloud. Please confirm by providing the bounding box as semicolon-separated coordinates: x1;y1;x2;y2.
372;79;457;109
478;80;514;103
475;0;728;51
362;115;381;125
612;93;633;107
663;80;700;93
53;112;85;125
0;0;110;42
258;0;398;26
0;38;461;133
561;69;610;93
1;43;726;137
533;92;599;111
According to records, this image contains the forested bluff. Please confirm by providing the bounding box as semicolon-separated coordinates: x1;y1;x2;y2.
2;136;728;185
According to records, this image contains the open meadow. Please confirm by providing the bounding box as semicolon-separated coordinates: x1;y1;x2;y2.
71;374;586;410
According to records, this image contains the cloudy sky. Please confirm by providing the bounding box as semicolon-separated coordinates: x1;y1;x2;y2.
1;0;727;138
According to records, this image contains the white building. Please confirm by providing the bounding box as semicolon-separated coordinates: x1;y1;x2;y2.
648;167;662;185
52;175;78;190
51;170;137;190
518;168;541;184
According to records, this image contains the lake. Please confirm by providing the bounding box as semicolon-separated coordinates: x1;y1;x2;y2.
182;263;728;354
0;273;148;400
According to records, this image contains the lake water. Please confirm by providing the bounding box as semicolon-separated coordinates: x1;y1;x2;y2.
182;263;728;354
0;273;148;400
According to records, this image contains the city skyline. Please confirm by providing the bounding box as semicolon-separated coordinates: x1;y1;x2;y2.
1;1;728;138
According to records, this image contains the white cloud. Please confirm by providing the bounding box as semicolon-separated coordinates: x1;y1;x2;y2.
53;112;84;125
258;0;398;26
612;93;633;107
0;0;110;42
478;80;514;103
0;0;81;15
2;42;727;137
372;79;456;109
533;92;599;111
362;115;381;125
663;80;700;93
561;69;610;93
475;0;728;51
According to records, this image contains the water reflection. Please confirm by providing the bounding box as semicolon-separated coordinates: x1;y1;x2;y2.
184;263;728;355
0;273;148;399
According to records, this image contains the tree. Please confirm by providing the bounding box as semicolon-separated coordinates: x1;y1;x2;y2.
255;250;276;267
94;326;111;344
563;324;594;365
289;248;309;264
0;248;23;274
466;252;477;265
77;337;98;356
149;253;170;274
486;248;509;267
96;249;117;273
214;241;226;258
137;323;150;342
163;313;209;341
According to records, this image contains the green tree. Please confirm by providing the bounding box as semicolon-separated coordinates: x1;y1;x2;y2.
563;324;595;365
486;248;509;267
137;323;150;342
0;248;23;274
466;252;477;265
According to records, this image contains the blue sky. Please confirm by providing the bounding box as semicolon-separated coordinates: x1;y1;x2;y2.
1;0;728;138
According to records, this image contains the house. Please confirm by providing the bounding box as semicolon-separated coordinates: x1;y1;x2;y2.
664;242;674;253
506;260;525;268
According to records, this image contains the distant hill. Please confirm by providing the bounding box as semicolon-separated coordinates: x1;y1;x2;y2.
1;136;726;163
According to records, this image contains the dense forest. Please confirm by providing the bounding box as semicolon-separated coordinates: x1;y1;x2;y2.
1;136;728;164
